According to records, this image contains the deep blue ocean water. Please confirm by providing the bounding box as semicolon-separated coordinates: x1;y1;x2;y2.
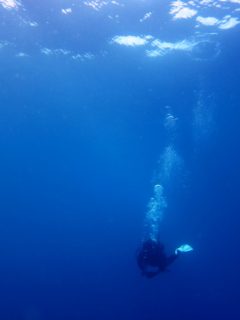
0;1;240;319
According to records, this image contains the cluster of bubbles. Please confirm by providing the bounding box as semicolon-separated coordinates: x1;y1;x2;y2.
144;108;181;241
144;90;215;241
158;145;183;186
145;184;167;242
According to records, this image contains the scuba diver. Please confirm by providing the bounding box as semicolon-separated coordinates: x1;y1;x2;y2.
137;239;193;278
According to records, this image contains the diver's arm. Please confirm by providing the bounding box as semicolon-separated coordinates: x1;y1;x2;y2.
166;244;194;267
166;253;178;266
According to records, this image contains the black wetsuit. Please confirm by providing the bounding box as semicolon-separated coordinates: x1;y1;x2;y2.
137;239;178;278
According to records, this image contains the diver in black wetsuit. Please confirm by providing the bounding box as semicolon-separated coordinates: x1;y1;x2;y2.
137;239;179;278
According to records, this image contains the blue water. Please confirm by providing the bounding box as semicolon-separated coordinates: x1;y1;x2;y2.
0;1;240;319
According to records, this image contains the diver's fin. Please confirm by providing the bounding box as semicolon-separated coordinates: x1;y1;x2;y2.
175;244;193;255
